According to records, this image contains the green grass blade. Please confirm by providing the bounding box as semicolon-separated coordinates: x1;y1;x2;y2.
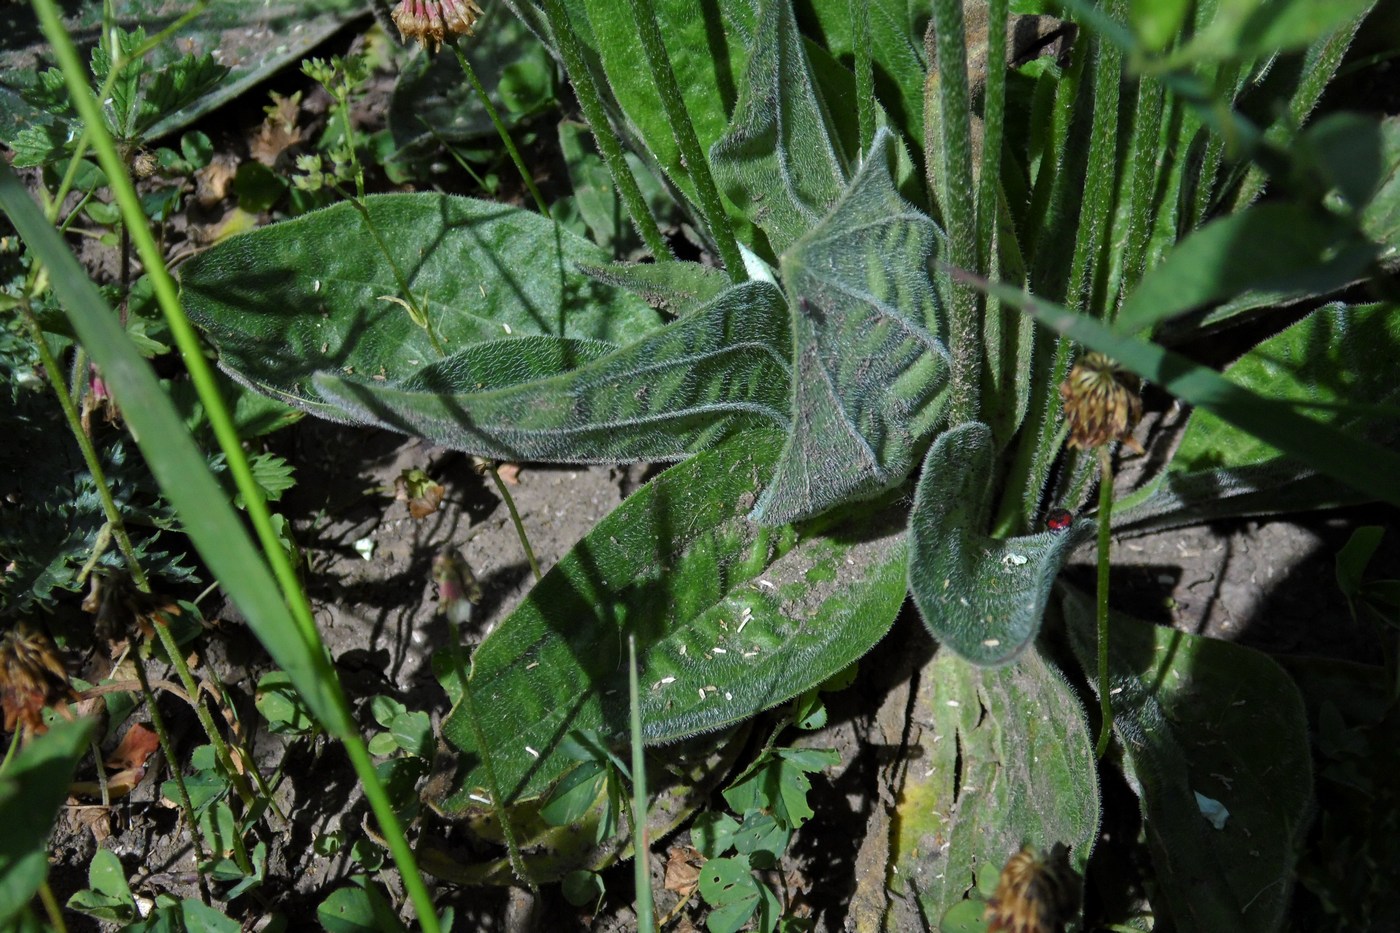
965;271;1400;507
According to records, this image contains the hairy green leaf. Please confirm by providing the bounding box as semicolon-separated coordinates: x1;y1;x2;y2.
1063;588;1312;933
311;279;791;462
802;0;926;148
436;433;907;809
891;646;1098;922
754;129;949;524
182;193;668;420
909;422;1092;665
579;0;754;212
710;0;848;255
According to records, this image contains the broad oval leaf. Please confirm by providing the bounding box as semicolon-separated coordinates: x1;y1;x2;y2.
710;0;849;255
909;422;1092;665
753;128;950;524
436;432;908;810
309;279;792;462
889;646;1099;926
181;192;663;415
1062;588;1313;933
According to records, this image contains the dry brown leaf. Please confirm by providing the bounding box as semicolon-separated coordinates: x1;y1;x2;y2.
106;722;159;772
395;468;446;519
68;803;112;843
664;845;703;897
251;91;305;166
496;462;522;485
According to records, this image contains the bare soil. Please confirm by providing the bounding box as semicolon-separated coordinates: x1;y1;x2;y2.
44;409;1399;931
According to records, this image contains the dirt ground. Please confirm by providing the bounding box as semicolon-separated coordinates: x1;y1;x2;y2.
41;407;1399;932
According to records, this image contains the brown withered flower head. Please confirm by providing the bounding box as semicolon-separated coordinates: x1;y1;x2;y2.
390;0;483;51
1059;351;1144;453
1;624;77;734
985;844;1078;933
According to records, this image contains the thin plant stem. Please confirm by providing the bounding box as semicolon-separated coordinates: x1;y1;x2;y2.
30;4;442;925
444;611;534;888
627;635;655;932
0;731;18;771
1094;445;1114;759
487;464;542;583
538;0;674;261
626;0;744;282
132;649;214;905
37;881;68;933
452;44;549;217
18;302;149;592
339;193;446;357
150;619;258;806
975;0;1008;275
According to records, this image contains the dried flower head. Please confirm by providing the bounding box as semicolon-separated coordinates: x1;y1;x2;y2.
391;0;483;51
1059;352;1143;453
1;624;77;734
985;844;1078;933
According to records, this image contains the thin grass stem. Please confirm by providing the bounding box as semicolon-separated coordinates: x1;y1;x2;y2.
132;648;214;905
487;463;542;583
29;3;442;925
1094;445;1115;758
444;613;534;888
452;44;550;217
627;635;655;930
18;303;149;592
626;0;744;282
151;619;257;805
37;880;68;933
539;0;673;261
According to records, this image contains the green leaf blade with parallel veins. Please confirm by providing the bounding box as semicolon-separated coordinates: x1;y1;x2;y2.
753;128;950;524
909;422;1092;665
436;433;908;810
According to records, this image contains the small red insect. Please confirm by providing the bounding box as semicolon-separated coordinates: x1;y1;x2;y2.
1045;508;1073;533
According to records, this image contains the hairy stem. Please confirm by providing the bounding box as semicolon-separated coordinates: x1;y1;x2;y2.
627;0;744;282
539;0;673;261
